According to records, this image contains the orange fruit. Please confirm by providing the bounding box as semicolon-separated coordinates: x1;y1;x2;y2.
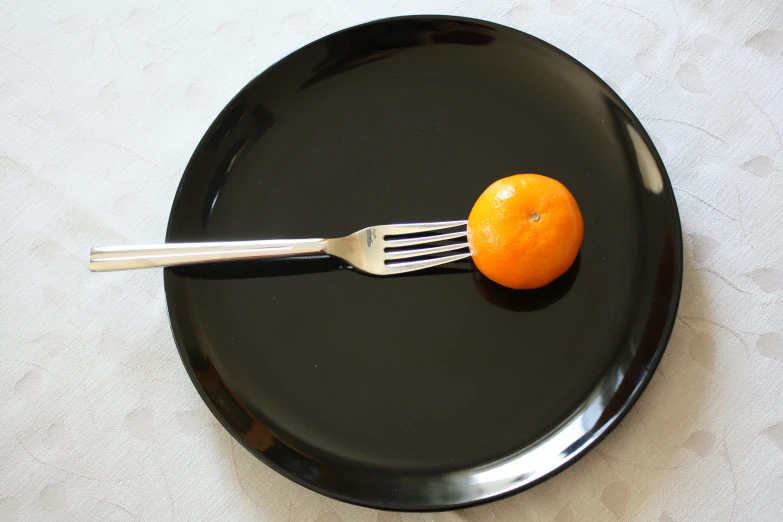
467;174;584;290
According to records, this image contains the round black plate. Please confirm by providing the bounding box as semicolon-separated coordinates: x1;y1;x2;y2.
164;16;682;511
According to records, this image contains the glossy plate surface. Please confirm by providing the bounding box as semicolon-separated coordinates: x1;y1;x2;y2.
164;16;682;511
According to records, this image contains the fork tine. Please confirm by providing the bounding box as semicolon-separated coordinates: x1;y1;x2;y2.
384;230;466;247
385;242;469;260
379;220;467;237
383;252;472;275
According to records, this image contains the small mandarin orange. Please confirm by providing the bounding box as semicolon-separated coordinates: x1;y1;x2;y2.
467;174;584;290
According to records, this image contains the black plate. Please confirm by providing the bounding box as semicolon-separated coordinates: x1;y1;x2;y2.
164;15;682;511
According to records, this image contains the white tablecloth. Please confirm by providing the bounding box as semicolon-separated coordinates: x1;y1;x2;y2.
2;1;782;520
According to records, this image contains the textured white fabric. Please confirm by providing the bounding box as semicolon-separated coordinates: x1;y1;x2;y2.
1;1;782;520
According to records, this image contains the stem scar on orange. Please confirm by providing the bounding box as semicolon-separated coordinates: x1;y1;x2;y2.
467;174;584;290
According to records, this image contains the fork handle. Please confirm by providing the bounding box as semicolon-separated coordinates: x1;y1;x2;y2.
89;238;327;272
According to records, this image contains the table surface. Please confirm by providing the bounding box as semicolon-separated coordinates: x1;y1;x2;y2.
2;1;782;521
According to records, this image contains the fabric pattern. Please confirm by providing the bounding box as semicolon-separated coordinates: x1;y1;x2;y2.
1;0;782;520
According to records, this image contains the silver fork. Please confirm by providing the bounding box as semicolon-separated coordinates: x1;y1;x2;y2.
89;220;471;275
